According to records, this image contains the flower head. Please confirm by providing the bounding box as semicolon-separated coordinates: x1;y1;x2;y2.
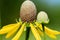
37;11;49;24
0;0;60;40
20;0;36;22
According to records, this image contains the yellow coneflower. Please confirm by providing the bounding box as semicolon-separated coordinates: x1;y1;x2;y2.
37;11;60;39
0;0;60;40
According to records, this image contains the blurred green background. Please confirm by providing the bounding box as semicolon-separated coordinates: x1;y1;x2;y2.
0;0;60;40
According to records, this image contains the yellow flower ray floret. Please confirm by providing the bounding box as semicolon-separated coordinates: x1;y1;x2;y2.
30;23;41;40
35;23;60;39
6;22;22;38
45;26;60;35
12;22;26;40
46;31;56;39
0;23;20;34
35;22;43;30
45;26;60;39
37;28;44;36
35;22;44;36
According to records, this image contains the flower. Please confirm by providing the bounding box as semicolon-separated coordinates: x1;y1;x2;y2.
37;11;49;24
0;0;60;40
35;22;60;39
37;11;60;39
0;19;60;40
0;19;42;40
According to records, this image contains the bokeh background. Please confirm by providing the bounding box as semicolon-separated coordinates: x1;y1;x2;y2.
0;0;60;40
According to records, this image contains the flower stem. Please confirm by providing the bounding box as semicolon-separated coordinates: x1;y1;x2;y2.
42;24;44;32
25;27;30;40
42;24;46;40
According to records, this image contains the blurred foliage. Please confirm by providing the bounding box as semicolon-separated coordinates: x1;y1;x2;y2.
0;0;60;40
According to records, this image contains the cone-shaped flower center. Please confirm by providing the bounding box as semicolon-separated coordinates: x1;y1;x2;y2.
20;0;37;22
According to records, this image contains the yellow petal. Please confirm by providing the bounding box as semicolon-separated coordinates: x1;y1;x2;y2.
45;26;60;35
37;29;44;36
6;22;22;38
46;32;56;39
45;26;60;39
30;23;41;40
12;22;26;40
0;22;22;34
0;24;16;34
2;24;16;29
35;22;43;30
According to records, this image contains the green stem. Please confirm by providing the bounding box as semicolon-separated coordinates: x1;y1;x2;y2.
42;24;44;32
42;24;45;40
25;27;30;40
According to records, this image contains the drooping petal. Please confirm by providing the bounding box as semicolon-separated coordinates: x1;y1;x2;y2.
6;22;22;38
30;23;41;40
12;22;26;40
37;28;44;36
45;26;60;39
45;26;60;35
0;22;21;34
46;32;56;39
35;22;43;30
